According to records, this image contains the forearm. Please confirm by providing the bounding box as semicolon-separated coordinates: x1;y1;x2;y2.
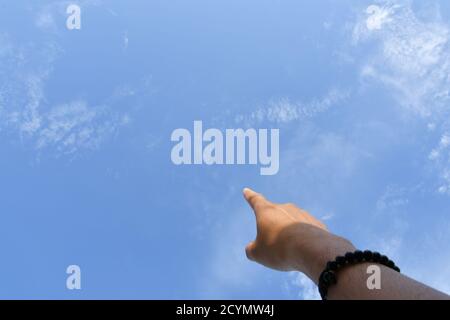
290;232;449;300
326;263;449;300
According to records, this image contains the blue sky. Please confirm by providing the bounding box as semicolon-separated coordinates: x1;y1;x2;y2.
1;0;450;299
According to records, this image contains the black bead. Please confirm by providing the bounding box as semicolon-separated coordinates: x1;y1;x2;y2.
345;252;355;263
372;252;381;262
329;272;337;285
387;260;395;269
354;250;364;262
336;256;346;266
363;250;373;261
319;271;327;285
319;285;327;299
380;255;389;265
327;261;338;271
322;271;336;286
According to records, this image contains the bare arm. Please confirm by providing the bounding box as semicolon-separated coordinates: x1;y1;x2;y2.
243;188;449;300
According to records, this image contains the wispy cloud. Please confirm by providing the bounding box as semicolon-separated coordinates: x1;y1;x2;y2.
354;1;450;117
0;27;128;157
234;89;350;126
376;185;410;211
35;101;127;155
353;1;450;194
35;9;57;31
123;32;129;51
0;34;59;136
429;133;450;194
286;272;320;300
199;205;262;298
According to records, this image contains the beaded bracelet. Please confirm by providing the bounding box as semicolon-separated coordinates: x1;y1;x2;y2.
318;250;401;300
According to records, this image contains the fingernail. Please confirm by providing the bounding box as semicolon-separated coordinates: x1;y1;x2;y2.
243;187;255;197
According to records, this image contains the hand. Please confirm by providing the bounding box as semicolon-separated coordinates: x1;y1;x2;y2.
243;188;355;283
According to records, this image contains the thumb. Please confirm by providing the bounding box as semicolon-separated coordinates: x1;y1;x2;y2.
245;241;257;261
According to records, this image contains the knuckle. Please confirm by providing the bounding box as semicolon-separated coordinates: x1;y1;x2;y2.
284;202;296;208
245;245;255;260
245;248;251;259
280;202;299;212
319;221;328;230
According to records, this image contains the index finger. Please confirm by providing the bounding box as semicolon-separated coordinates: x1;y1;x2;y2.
243;187;271;213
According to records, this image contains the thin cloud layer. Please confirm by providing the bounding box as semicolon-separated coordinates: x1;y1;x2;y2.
353;1;450;194
354;1;450;117
235;89;349;126
35;101;126;155
0;31;128;156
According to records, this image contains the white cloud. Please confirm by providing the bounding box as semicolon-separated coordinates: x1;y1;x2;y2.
19;74;46;135
35;101;122;155
354;1;450;117
376;185;409;211
284;130;367;183
235;89;349;126
0;30;128;156
287;272;320;300
428;133;450;194
0;35;57;134
0;0;138;157
35;9;57;30
353;1;450;195
123;32;129;51
320;213;335;221
199;206;262;298
373;235;404;260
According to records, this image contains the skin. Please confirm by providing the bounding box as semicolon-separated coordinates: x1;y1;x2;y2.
243;187;450;300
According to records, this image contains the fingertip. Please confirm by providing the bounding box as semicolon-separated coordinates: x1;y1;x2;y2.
243;187;256;200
